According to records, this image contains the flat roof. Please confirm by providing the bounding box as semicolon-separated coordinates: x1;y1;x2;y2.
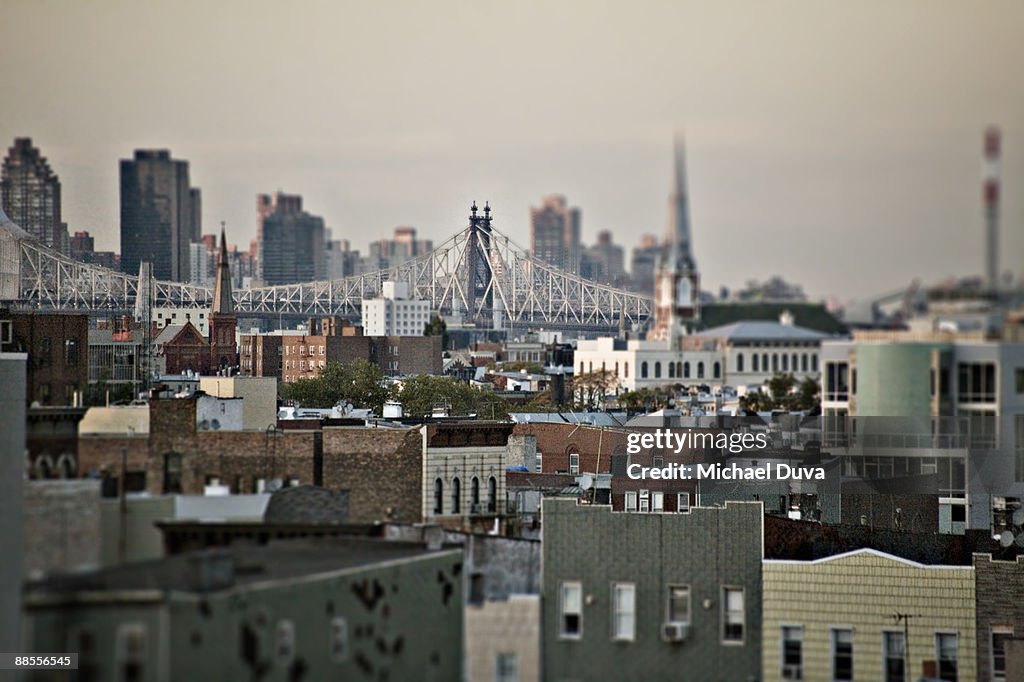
27;537;459;596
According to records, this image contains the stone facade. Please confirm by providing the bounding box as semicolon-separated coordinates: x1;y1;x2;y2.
422;423;513;523
466;596;540;682
974;553;1024;682
542;499;764;682
23;480;102;576
763;549;976;682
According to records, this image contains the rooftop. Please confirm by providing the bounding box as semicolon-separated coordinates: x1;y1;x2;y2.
695;320;828;341
26;537;458;597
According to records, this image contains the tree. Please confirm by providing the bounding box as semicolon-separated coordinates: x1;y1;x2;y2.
391;374;510;419
280;359;388;412
571;369;617;410
423;314;449;351
738;373;820;413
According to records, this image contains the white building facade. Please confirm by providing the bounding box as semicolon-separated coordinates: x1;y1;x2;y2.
361;281;431;337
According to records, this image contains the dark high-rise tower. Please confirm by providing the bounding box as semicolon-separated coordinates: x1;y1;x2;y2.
530;195;582;274
650;135;700;345
119;150;201;281
1;138;69;254
257;192;325;285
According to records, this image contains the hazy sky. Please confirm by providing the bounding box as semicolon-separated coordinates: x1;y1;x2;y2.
2;0;1022;301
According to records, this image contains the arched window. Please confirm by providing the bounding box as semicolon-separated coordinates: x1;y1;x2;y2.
163;453;182;494
683;362;691;379
487;476;497;513
434;478;444;514
641;362;649;378
782;354;789;371
737;353;745;373
451;477;461;514
56;453;76;479
624;362;629;378
812;354;819;372
471;476;480;508
697;362;705;379
762;353;769;372
33;454;54;479
772;354;779;372
752;354;759;372
792;354;799;372
654;362;662;378
713;361;721;379
668;362;675;379
801;354;808;372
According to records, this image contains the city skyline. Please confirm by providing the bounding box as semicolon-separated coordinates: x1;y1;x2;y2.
2;1;1023;302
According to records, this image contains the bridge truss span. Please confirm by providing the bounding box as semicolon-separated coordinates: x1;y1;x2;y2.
0;203;651;330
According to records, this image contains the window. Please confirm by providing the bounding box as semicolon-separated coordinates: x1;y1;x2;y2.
713;361;721;378
654;361;661;378
697;362;704;378
641;361;648;378
992;626;1012;682
782;354;789;371
639;489;650;512
825;361;850;401
652;491;664;512
611;583;635;641
722;587;745;643
667;585;690;625
624;491;637;512
668;362;675;379
487;476;497;513
276;620;295;667
653;455;663;467
683;362;691;378
958;362;996;402
65;339;79;366
884;631;905;682
536;452;543;473
569;452;580;475
560;582;582;638
782;626;803;680
434;478;443;514
115;623;146;682
737;353;744;372
624;362;629;378
451;477;461;513
831;628;853;681
495;653;518;682
753;354;759;372
677;492;690;512
330;617;348;663
471;476;480;509
936;632;958;682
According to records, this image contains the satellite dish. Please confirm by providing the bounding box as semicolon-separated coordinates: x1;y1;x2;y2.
579;474;594;491
1013;507;1024;527
999;530;1014;548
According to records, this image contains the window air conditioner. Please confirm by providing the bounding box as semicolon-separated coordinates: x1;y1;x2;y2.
661;622;689;642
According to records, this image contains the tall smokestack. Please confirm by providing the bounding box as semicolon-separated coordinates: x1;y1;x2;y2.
983;126;1001;290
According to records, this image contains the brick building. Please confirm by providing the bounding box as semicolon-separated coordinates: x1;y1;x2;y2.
267;316;442;381
1;311;88;405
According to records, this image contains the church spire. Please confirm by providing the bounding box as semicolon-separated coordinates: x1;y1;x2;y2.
661;132;695;273
212;222;233;314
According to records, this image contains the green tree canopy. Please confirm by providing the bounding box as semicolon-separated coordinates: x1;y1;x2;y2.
281;359;388;413
391;374;509;420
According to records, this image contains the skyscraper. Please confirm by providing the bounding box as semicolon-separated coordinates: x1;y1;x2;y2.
630;233;660;295
257;192;325;285
530;195;581;273
1;138;69;254
119;150;201;282
649;136;700;345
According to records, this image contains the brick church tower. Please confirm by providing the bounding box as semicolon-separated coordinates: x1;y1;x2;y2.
208;224;237;372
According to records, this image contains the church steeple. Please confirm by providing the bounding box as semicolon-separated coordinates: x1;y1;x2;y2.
650;134;700;346
212;222;233;314
660;133;696;274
